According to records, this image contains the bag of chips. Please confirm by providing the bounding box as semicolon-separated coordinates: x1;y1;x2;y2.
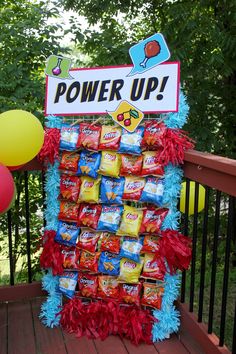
59;271;78;298
60;124;80;151
117;206;143;237
141;282;164;309
98;151;121;178
141;236;160;254
100;176;125;204
99;126;122;150
59;175;81;203
142;121;166;150
141;253;164;280
122;176;145;202
119;283;142;306
119;126;144;155
78;229;101;253
62;248;80;270
77;150;101;179
97;205;123;233
97;275;119;299
98;251;121;276
118;258;144;283
120;238;143;263
140;208;168;234
120;154;143;176
100;233;121;254
78;273;98;298
76;123;101;151
140;177;164;206
78;204;102;229
58;201;80;222
141;151;164;177
55;221;80;247
79;250;100;273
59;152;80;174
78;176;101;203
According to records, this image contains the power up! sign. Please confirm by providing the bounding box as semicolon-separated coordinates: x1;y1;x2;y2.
45;62;180;116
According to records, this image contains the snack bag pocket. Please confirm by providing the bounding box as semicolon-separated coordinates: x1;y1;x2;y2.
77;150;101;179
97;205;123;233
100;176;125;204
140;177;164;206
141;151;164;177
59;152;80;174
59;175;81;203
117;205;143;237
122;176;145;202
141;253;164;280
119;283;142;306
59;271;78;298
58;201;80;222
119;126;144;155
78;204;102;229
99;151;121;178
76;123;101;151
99;126;122;150
60;124;80;151
98;251;121;276
97;275;119;299
55;221;80;247
78;274;98;298
120;155;143;176
120;238;143;263
141;282;164;309
118;258;144;283
78;176;101;203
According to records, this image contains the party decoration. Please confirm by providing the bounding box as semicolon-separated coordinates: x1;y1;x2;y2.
45;55;73;79
7;164;24;171
0;110;44;166
0;164;15;214
180;181;205;215
108;100;144;132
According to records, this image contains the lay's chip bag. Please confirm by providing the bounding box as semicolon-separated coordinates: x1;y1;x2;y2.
77;150;101;179
122;176;145;201
140;177;164;207
99;126;122;150
99;151;121;178
118;258;144;284
97;205;123;233
117;205;143;237
78;176;101;203
119;126;144;155
100;176;125;204
141;151;164;177
60;123;80;151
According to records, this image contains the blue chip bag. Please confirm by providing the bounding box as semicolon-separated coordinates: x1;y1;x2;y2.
97;205;124;233
55;221;80;247
118;126;144;155
120;238;143;263
100;176;125;204
59;123;80;151
98;251;121;276
59;271;78;298
77;150;101;178
140;177;164;206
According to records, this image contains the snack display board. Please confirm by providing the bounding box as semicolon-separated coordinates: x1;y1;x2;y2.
39;35;193;345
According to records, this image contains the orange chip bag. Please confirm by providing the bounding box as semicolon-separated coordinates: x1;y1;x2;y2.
58;201;80;222
78;204;102;229
79;250;100;273
99;126;122;150
76;123;101;151
122;176;145;201
97;275;119;299
78;176;100;203
100;233;121;254
78;229;101;253
98;151;121;178
141;253;164;280
78;273;98;298
140;208;168;234
117;205;143;237
141;282;164;309
119;282;142;306
59;175;81;203
59;152;80;174
142;121;166;150
118;257;144;283
62;248;80;270
141;236;160;254
141;151;164;176
120;154;143;176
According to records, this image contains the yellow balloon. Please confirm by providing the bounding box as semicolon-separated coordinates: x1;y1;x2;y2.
0;110;44;166
180;181;205;215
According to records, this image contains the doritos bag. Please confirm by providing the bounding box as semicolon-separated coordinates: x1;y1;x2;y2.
100;233;121;254
79;250;100;273
99;151;121;178
141;151;164;177
142;121;166;150
78;176;101;203
59;271;78;298
119;126;144;155
78;204;102;229
58;201;80;222
77;150;101;179
120;154;143;176
78;229;101;253
99;126;122;150
140;208;168;234
97;205;123;233
59;124;80;151
62;248;80;270
97;275;119;299
141;282;164;309
140;177;164;206
117;206;143;237
59;151;80;174
141;236;160;254
98;251;121;276
122;176;145;201
76;123;101;151
120;238;143;263
141;253;164;280
118;258;144;284
59;175;81;203
55;221;80;247
119;283;142;306
78;273;98;298
100;176;125;204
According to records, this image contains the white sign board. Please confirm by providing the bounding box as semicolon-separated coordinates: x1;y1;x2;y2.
45;62;180;116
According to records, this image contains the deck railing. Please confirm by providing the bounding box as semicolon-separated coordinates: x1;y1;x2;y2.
0;150;235;353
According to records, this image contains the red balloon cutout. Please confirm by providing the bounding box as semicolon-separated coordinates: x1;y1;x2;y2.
0;164;15;214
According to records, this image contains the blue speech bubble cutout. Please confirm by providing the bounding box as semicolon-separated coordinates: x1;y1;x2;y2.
127;33;170;76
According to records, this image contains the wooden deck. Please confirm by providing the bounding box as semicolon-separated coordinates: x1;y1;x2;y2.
0;297;205;354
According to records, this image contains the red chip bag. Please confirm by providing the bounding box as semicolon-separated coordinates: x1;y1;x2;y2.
119;282;142;306
99;126;122;150
141;151;164;176
100;233;121;254
122;176;145;201
97;275;119;299
62;248;80;270
141;254;164;280
141;282;164;309
141;236;160;254
59;152;80;173
140;208;168;234
120;154;143;176
78;204;102;229
58;201;80;222
142;121;166;150
78;229;101;253
78;273;98;298
59;175;81;203
76;123;101;151
79;250;100;273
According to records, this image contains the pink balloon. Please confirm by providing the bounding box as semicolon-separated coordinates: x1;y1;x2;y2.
0;164;15;213
7;164;24;171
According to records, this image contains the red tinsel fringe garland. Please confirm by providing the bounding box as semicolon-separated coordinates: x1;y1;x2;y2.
40;230;64;275
59;298;156;345
158;128;195;166
38;128;60;165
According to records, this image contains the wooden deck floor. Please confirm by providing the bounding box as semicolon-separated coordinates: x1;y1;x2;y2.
0;297;205;354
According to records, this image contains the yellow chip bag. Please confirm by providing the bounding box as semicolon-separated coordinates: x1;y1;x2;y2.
117;205;143;237
99;126;122;150
98;151;121;178
78;176;100;203
118;257;144;283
